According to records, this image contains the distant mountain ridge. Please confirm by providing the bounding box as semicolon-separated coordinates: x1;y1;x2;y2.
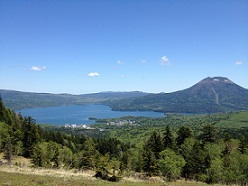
1;77;248;113
0;90;148;110
107;77;248;113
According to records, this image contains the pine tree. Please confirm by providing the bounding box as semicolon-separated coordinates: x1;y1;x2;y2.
141;131;163;174
146;131;163;159
142;148;157;174
22;116;39;157
81;138;97;168
183;141;206;179
200;124;217;144
176;126;192;147
163;125;175;150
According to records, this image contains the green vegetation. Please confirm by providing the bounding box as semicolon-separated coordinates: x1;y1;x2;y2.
1;97;248;185
215;111;248;128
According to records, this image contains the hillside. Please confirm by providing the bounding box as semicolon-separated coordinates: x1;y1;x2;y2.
107;77;248;113
0;90;148;110
215;110;248;129
80;91;149;100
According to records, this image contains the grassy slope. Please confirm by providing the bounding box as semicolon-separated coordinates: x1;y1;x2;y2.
215;111;248;128
0;170;211;186
0;153;210;186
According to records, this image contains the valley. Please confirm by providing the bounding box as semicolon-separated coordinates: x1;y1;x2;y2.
1;77;248;185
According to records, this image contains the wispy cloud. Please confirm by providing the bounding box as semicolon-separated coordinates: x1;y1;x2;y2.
117;60;124;65
140;59;147;63
30;66;47;71
160;56;170;65
88;72;100;77
235;61;243;65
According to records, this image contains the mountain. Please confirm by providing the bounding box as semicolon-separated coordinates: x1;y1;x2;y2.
80;91;149;100
2;77;248;113
0;89;148;110
107;77;248;113
0;90;81;110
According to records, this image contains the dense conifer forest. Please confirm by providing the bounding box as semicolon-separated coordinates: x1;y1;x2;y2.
1;97;248;184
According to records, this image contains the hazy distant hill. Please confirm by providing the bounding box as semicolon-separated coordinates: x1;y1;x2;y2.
80;91;149;100
107;77;248;113
0;89;148;110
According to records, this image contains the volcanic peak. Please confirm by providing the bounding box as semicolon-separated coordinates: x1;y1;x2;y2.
199;77;234;84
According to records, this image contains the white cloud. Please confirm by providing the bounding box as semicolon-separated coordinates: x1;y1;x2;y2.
235;61;243;65
30;66;47;71
160;56;170;65
140;60;147;63
88;72;100;77
117;60;124;65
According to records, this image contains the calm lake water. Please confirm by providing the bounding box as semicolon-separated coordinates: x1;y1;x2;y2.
16;104;164;125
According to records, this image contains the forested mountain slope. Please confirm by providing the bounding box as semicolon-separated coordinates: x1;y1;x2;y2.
0;89;148;110
108;77;248;113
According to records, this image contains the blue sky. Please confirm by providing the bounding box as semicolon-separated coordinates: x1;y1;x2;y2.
0;0;247;94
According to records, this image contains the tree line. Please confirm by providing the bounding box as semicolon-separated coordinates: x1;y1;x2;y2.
1;98;248;184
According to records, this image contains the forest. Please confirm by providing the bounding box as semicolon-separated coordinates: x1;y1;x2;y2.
1;97;248;185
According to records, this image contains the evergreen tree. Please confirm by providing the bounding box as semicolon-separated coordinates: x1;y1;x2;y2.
22;116;40;157
146;131;163;159
142;148;157;174
163;125;175;150
200;124;217;144
0;122;9;152
183;141;206;180
142;131;163;174
32;142;52;167
49;141;60;168
80;138;97;168
120;148;140;172
95;153;110;175
176;126;192;147
32;142;44;167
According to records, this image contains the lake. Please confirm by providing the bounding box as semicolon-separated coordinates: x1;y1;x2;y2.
16;104;164;125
